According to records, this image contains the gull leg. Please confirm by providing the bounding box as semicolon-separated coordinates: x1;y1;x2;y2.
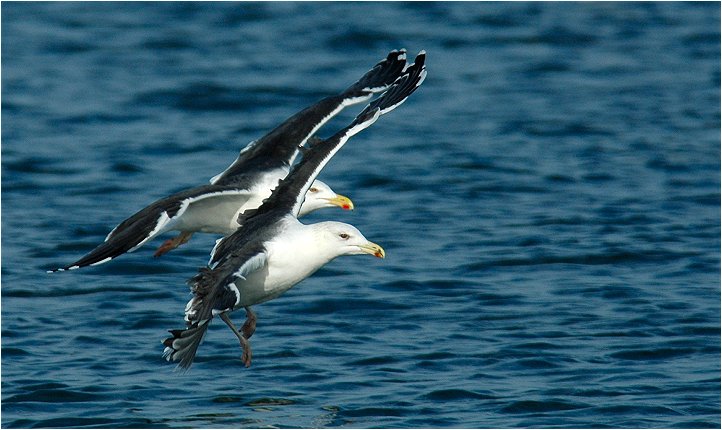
220;312;252;367
241;307;257;339
154;231;194;257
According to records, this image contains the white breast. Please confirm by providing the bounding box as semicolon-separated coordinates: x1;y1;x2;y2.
233;219;330;308
174;168;289;235
173;193;253;234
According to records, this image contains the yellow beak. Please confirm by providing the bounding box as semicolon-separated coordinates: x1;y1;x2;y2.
358;241;386;259
326;194;354;211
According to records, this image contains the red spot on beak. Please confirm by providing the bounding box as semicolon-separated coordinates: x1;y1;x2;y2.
342;204;351;210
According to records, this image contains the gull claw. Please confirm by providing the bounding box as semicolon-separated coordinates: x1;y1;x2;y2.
153;232;193;257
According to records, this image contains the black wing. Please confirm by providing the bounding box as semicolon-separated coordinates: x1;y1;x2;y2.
48;184;252;272
189;247;267;323
211;49;408;185
249;51;428;221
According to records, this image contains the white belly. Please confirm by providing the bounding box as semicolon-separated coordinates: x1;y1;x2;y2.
173;169;287;235
232;222;328;308
233;253;322;308
173;194;259;234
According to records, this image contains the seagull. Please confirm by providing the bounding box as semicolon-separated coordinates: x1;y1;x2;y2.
49;49;408;272
163;52;426;370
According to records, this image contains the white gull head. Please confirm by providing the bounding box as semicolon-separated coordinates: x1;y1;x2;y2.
298;179;354;216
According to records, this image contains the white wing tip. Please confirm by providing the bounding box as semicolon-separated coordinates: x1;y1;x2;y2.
417;69;427;88
89;257;113;267
47;264;80;273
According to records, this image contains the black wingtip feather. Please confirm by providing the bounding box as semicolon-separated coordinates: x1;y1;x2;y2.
48;244;120;273
344;48;408;96
354;50;427;121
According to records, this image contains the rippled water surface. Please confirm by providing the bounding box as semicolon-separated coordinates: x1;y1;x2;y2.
2;2;720;428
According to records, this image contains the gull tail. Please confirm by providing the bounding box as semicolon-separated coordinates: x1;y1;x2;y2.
162;319;211;371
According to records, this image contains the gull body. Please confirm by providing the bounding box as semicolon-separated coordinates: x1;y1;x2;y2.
222;218;381;310
164;51;426;370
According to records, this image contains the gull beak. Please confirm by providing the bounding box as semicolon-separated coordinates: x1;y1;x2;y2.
358;241;386;259
326;194;354;211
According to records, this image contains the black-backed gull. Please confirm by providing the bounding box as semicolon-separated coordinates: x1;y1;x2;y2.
163;52;427;370
49;50;408;272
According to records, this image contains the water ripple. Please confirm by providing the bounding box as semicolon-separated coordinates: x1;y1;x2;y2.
2;2;719;428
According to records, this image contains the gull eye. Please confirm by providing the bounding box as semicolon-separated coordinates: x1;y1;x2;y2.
309;187;318;193
339;233;350;240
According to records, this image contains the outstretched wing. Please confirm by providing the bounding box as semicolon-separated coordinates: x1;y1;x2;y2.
210;49;408;185
48;185;254;272
251;51;428;220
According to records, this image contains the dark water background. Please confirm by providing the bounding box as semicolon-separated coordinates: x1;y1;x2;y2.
2;2;720;428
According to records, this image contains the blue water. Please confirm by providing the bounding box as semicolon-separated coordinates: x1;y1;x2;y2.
2;2;720;428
